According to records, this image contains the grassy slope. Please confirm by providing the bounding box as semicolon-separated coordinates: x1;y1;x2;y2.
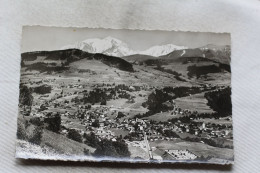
175;93;215;114
150;140;233;160
41;129;95;155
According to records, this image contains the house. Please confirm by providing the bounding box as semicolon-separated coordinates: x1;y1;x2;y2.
100;122;105;127
199;122;206;130
100;114;105;118
195;130;199;135
153;155;163;161
129;86;135;91
96;128;105;134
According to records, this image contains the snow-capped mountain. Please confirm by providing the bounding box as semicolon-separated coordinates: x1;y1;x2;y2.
199;44;231;64
139;44;187;57
61;37;134;57
61;36;187;57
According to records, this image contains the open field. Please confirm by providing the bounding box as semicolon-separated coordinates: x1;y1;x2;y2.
150;140;233;160
174;93;215;114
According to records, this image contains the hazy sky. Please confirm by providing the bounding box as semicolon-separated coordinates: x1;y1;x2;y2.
21;26;231;53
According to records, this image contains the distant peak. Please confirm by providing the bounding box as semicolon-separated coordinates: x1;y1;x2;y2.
60;37;188;57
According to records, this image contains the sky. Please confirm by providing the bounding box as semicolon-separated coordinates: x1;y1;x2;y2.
21;26;231;53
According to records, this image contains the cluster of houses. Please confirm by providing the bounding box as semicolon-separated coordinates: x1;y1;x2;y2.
166;149;197;160
28;86;232;145
20;75;233;161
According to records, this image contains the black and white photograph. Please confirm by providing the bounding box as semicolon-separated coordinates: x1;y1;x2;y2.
16;26;233;164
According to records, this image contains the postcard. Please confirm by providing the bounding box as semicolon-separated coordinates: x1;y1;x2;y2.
16;26;233;164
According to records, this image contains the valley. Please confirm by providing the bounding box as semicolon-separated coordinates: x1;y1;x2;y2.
17;41;233;164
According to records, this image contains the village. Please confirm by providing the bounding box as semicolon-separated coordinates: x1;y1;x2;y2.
19;74;233;161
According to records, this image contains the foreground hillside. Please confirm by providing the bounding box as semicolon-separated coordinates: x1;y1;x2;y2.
22;49;134;72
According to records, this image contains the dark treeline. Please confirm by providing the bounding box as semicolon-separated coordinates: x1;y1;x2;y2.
67;129;83;142
93;53;134;72
19;84;33;109
187;65;222;78
44;113;61;133
143;59;168;66
155;65;186;82
83;88;107;105
136;86;214;119
33;85;52;94
22;49;134;73
25;62;70;73
162;129;180;138
135;85;230;120
84;132;130;158
22;49;92;62
187;63;231;78
117;112;126;118
162;86;214;98
81;84;134;105
141;89;173;113
205;87;232;116
219;63;231;72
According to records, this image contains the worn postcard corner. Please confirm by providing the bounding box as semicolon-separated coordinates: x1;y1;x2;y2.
16;26;233;165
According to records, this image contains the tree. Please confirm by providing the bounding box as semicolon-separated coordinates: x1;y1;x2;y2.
100;99;107;105
44;113;61;133
144;89;173;113
94;139;130;158
94;139;117;157
33;85;51;94
17;123;27;140
204;87;232;116
163;130;180;138
39;104;47;112
67;129;82;143
28;126;43;145
19;84;33;113
92;119;100;128
112;140;130;157
84;132;99;147
133;123;139;131
29;117;43;126
117;112;126;118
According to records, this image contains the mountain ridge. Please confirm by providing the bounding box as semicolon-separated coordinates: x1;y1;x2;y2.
21;49;134;72
60;36;187;57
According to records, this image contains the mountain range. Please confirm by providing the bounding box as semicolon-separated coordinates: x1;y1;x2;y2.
61;36;187;57
60;36;230;64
